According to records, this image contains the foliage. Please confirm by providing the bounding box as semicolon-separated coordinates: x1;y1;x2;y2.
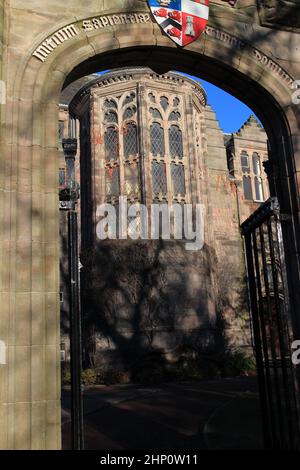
97;368;130;385
61;367;71;386
82;368;97;385
219;350;257;378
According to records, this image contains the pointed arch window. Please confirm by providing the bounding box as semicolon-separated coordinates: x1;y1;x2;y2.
104;111;118;124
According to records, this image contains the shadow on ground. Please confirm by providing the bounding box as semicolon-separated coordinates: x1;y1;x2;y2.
61;377;263;450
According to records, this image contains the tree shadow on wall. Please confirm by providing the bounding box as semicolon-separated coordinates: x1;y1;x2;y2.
76;237;250;379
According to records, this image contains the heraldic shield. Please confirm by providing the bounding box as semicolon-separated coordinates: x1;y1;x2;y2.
148;0;209;47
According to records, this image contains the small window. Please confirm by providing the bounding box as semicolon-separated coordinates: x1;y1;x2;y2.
171;164;185;195
105;127;119;161
106;167;120;196
252;152;261;176
124;92;135;106
255;177;264;201
243;176;253;200
150;108;163;120
152;162;167;194
169;111;180;121
123;106;136;121
104;111;118;123
125;163;140;196
150;122;165;157
123;122;138;157
169;125;183;158
160;96;169;111
104;99;117;109
240;151;250;173
58;121;65;142
173;97;180;107
149;92;156;103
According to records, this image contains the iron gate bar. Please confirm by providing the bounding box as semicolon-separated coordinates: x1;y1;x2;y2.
267;218;295;447
251;229;281;446
244;233;271;448
241;197;300;449
258;224;284;444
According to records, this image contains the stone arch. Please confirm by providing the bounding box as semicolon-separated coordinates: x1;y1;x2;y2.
3;13;300;449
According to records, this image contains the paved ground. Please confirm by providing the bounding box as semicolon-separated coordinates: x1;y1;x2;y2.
61;377;263;450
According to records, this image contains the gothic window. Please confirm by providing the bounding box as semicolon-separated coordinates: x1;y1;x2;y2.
150;108;163;119
104;99;117;109
152;162;167;194
160;96;169;111
173;97;180;107
150;122;165;156
123;106;136;120
104;111;118;123
169;111;180;121
171;164;185;195
123;122;138;157
252;152;264;201
124;163;140;196
105;126;118;161
240;150;265;201
124;92;135;106
169;125;183;158
149;92;156;103
105;166;120;196
241;151;250;173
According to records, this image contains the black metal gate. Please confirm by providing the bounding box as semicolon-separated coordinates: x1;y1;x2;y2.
241;197;300;449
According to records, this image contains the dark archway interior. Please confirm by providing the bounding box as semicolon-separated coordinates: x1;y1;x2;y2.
62;45;300;336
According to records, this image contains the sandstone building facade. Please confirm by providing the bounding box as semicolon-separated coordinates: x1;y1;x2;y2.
59;68;269;370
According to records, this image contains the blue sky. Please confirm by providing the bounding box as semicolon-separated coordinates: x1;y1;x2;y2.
183;74;256;134
97;70;257;134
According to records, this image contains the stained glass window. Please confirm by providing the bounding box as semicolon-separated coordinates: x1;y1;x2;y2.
152;162;167;194
169;125;183;158
105;126;118;161
150;122;165;156
124;122;138;157
171;164;185;194
106;167;120;196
